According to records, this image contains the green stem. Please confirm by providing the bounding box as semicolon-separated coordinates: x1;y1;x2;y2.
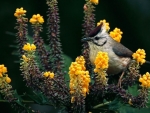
93;101;111;109
0;99;34;103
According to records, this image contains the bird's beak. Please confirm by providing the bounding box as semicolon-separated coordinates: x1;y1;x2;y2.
81;37;92;42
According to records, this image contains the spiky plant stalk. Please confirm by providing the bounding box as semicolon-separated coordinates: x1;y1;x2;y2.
46;0;64;76
0;64;35;113
14;8;28;55
82;0;96;75
20;48;43;91
46;0;69;101
121;60;141;88
31;21;51;71
106;84;149;108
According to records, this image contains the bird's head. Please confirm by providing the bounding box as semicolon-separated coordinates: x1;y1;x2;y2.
81;22;110;46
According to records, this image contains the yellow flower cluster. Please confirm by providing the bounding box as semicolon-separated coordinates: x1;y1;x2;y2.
94;52;109;85
0;65;7;76
69;56;90;103
29;14;44;24
90;0;99;5
132;49;146;65
14;7;26;17
97;20;110;31
22;43;36;52
139;72;150;88
43;71;54;79
0;65;11;84
94;51;109;73
109;28;123;42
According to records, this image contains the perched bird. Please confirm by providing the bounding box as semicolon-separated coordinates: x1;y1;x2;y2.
81;23;134;75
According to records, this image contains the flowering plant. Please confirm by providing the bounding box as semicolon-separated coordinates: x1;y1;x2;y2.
0;0;150;113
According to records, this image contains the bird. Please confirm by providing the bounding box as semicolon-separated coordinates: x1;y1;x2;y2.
81;22;134;75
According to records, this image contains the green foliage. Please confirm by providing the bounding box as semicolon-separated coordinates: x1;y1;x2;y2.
13;90;24;107
27;91;51;105
12;90;33;113
62;54;73;87
128;84;139;96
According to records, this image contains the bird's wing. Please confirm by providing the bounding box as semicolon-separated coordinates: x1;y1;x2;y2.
112;41;133;58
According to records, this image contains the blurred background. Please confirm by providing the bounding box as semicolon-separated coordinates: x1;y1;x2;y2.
0;0;150;112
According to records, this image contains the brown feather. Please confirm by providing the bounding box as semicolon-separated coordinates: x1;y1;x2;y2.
88;23;103;37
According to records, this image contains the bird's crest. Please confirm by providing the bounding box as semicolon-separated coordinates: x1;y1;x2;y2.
88;23;103;37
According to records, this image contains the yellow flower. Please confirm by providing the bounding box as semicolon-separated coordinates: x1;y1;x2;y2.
29;14;44;24
0;64;7;74
71;96;75;103
49;72;54;79
5;76;11;83
69;56;90;100
43;72;49;77
94;52;109;85
22;43;36;52
132;49;146;65
0;73;3;77
109;28;123;42
43;71;54;79
31;44;36;50
139;72;150;88
90;0;99;5
128;99;133;105
97;19;110;31
14;7;26;17
94;51;109;72
22;55;29;62
75;56;85;65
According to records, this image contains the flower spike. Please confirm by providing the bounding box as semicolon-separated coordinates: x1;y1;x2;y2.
14;7;28;55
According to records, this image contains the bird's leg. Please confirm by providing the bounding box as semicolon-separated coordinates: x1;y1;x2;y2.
117;60;132;87
117;63;131;87
117;71;125;88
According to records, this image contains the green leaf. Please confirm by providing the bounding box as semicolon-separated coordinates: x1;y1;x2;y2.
27;91;52;106
63;54;72;83
108;98;122;112
127;84;138;96
12;90;34;113
27;92;43;104
26;35;33;43
13;91;25;106
13;90;25;107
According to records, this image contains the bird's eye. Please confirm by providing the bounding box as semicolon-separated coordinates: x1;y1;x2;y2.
95;37;99;40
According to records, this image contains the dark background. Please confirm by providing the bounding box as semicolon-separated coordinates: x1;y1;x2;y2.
1;0;150;112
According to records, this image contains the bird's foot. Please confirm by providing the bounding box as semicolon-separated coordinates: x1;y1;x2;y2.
117;71;125;88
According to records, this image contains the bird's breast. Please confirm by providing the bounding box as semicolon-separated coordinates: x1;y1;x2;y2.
88;42;131;75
